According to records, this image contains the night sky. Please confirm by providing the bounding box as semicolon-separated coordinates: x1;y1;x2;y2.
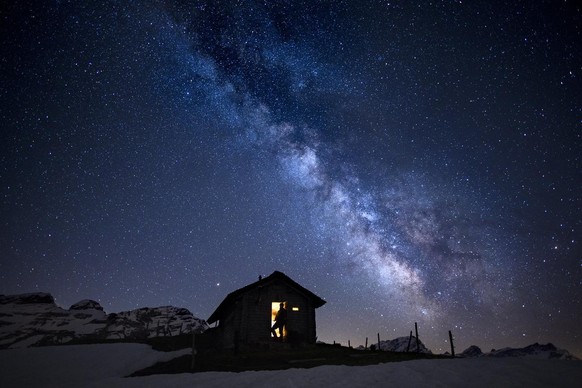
1;1;581;356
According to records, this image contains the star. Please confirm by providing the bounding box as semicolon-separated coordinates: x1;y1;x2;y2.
0;0;580;358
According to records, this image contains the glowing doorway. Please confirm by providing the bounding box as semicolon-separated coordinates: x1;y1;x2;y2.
271;301;287;338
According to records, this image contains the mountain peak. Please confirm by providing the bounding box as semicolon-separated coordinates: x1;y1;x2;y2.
69;300;104;311
460;343;578;360
374;336;432;354
0;292;208;349
460;345;483;357
0;292;56;305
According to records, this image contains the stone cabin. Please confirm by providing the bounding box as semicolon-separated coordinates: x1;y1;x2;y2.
206;271;326;349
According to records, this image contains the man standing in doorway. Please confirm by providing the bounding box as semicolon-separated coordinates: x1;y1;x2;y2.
271;303;287;340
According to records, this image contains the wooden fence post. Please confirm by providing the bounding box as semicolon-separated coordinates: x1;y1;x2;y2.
449;330;455;357
365;337;368;349
377;333;380;351
406;330;413;352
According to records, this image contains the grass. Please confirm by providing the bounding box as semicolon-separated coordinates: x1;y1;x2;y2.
129;342;447;376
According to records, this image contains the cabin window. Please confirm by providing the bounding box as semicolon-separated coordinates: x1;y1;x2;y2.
292;306;300;311
271;301;287;338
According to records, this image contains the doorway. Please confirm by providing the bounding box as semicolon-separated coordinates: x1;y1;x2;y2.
271;301;287;338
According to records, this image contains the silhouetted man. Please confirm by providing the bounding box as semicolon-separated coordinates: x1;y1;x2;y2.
271;303;287;339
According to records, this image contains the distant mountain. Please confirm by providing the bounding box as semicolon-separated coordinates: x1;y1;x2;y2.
459;345;483;358
488;343;578;360
0;292;208;349
458;343;578;360
374;336;432;354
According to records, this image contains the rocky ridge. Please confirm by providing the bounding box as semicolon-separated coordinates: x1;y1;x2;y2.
354;336;432;354
459;343;578;360
0;292;208;349
378;336;433;353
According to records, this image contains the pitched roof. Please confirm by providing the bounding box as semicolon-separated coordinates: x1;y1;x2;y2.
207;271;326;323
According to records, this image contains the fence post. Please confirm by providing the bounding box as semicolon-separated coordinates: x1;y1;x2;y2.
406;330;413;352
377;333;380;351
365;337;368;349
449;330;455;357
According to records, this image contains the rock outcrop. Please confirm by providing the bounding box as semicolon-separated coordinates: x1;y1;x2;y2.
459;345;484;357
0;292;208;349
458;343;578;360
376;336;432;354
488;343;578;360
69;300;104;311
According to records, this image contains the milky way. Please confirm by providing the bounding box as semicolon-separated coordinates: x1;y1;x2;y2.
1;1;580;355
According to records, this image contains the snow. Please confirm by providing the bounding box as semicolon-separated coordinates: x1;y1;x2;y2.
0;296;108;347
376;336;431;353
0;293;207;348
0;344;189;387
1;343;581;388
7;335;47;349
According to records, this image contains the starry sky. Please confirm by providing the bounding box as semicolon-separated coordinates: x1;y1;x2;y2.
1;1;581;356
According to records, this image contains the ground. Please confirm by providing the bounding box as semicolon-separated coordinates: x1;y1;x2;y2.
1;343;581;387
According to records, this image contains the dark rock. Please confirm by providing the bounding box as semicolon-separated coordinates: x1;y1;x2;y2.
0;292;208;349
73;313;93;319
488;342;578;360
70;300;104;311
0;293;55;305
460;345;483;358
377;336;432;354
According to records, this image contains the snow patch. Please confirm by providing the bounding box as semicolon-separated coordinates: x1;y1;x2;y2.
0;344;581;388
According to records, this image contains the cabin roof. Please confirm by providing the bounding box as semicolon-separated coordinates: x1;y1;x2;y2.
207;271;326;324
